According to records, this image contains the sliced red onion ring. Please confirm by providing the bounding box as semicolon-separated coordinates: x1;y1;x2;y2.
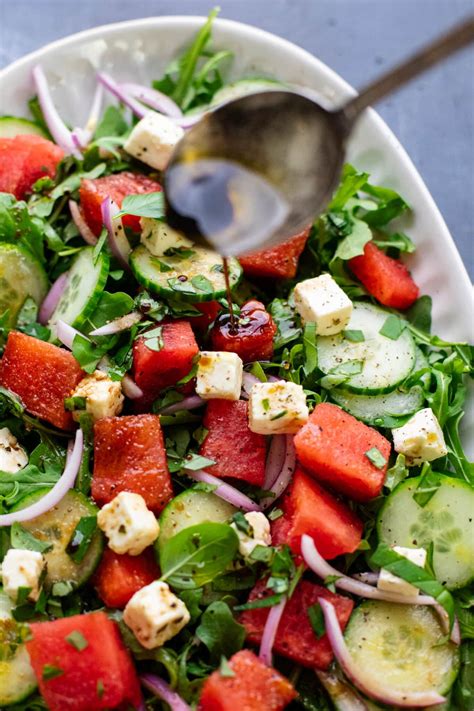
172;113;205;129
121;83;182;118
141;674;191;711
121;374;144;400
56;320;85;350
353;572;379;585
259;596;287;666
159;395;205;415
69;200;98;246
39;272;69;325
97;72;147;118
89;311;142;336
263;435;286;490
0;429;83;526
318;598;446;708
101;196;131;269
32;65;82;158
241;372;261;399
185;469;262;512
316;671;370;711
261;436;296;509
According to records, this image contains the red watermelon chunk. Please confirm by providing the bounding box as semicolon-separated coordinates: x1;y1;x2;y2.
271;468;363;559
241;578;353;670
349;241;419;310
210;300;277;363
92;414;173;513
79;172;161;236
0;331;84;430
26;611;142;711
199;400;266;486
199;649;296;711
93;547;159;609
0;134;63;199
239;227;310;280
294;403;391;501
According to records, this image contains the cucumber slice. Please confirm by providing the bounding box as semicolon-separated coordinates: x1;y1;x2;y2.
344;601;459;697
158;488;236;552
0;590;37;705
377;475;474;589
130;244;242;302
0;116;47;138
48;247;109;334
11;488;104;590
0;243;48;326
317;303;416;394
330;385;424;427
210;78;287;107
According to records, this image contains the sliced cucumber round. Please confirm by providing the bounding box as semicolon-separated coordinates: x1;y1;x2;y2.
345;601;459;697
0;243;48;326
130;243;242;302
330;385;425;427
158;488;236;552
317;303;416;394
11;488;104;590
210;78;287;107
48;247;109;335
0;116;47;138
0;590;37;705
377;475;474;589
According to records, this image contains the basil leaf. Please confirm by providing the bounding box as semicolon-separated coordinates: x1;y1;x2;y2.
191;274;214;293
143;326;164;352
11;523;53;554
94;105;129;139
308;602;326;639
413;465;441;507
120;192;164;219
183;453;216;471
379;314;405;340
42;664;64;680
159;522;238;589
234;594;283;612
332;218;372;261
364;447;387;469
343;329;365;342
268;299;302;350
406;295;432;333
384;454;409;491
66;516;98;563
65;630;88;651
196;601;245;662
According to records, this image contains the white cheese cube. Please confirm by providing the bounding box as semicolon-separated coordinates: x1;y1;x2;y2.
97;492;160;556
124;111;184;171
392;408;447;466
248;381;309;434
231;511;272;559
294;273;353;335
140;218;194;256
1;548;44;602
0;427;28;473
70;371;124;423
196;351;243;401
378;546;427;599
123;581;190;649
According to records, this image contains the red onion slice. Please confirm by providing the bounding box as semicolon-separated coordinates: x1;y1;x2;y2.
56;320;85;350
318;598;446;708
316;671;370;711
121;83;182;118
263;435;286;490
32;65;82;158
258;596;287;666
101;196;131;269
69;200;98;246
39;272;69;325
261;436;296;509
241;372;261;399
89;311;142;336
140;674;191;711
185;469;262;512
159;395;205;415
353;572;379;585
97;72;147;118
0;429;83;526
121;374;144;400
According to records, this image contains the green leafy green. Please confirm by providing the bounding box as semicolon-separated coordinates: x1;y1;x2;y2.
268;299;302;350
65;630;89;651
196;601;245;661
10;523;53;554
307;602;326;638
379;314;405;340
364;447;387;469
119;192;164;219
66;516;98;563
343;329;364;342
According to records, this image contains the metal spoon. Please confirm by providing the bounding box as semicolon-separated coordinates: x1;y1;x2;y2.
165;16;474;256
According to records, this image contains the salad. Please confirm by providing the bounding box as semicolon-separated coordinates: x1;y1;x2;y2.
0;10;472;711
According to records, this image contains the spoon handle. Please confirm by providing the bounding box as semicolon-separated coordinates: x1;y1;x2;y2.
341;15;474;124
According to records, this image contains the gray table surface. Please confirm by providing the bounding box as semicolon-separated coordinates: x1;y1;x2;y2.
1;0;473;277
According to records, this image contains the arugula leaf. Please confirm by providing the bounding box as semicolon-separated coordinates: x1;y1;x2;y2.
11;523;53;554
196;601;245;662
268;299;302;350
320;359;363;390
328;165;369;211
451;641;474;710
413;465;441;507
119;192;164;219
384;454;409;491
0;193;47;265
406;295;432;333
302;323;318;383
143;326;164;352
159;522;238;589
94;105;129;139
332;218;372;261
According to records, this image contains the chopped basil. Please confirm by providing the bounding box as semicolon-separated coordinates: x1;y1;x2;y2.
379;314;405;340
97;679;105;699
365;447;387;469
270;410;287;421
64;395;87;412
261;398;270;411
344;329;365;342
119;191;164;219
268;508;284;521
151;257;173;272
51;580;75;597
143;325;164;352
413;464;441;507
66;516;97;563
234;594;283;612
11;522;53;554
65;630;88;651
191;274;214;293
42;664;64;680
184;453;216;471
307;602;326;639
231;511;252;536
219;656;235;677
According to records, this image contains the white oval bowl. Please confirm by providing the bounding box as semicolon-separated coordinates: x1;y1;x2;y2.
0;16;472;443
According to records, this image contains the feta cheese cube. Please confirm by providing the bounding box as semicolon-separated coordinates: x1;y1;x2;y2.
140;218;194;256
378;546;427;599
196;351;243;401
294;273;353;335
124;111;184;171
123;581;190;649
71;371;124;423
248;381;309;434
231;511;272;559
0;427;28;473
1;548;44;602
97;492;160;556
392;408;447;465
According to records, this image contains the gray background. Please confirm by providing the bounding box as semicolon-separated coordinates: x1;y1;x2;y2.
1;0;473;277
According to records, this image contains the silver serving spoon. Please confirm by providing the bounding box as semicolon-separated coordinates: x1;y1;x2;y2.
164;16;474;257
